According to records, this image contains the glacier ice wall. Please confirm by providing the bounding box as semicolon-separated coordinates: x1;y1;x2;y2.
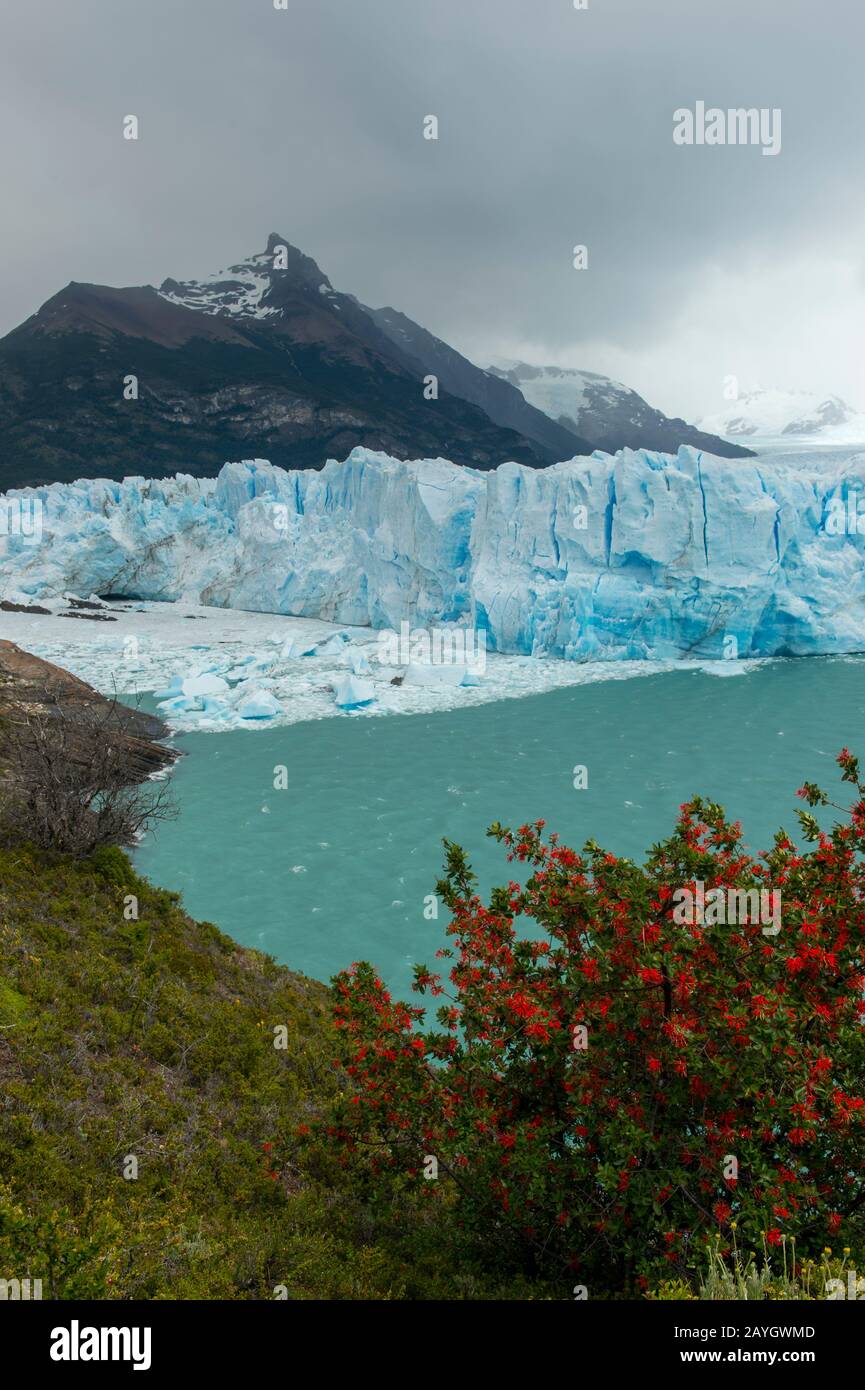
2;445;863;660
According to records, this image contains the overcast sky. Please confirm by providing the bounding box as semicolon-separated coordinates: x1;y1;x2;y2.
1;0;863;419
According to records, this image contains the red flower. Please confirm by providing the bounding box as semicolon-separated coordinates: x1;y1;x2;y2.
326;759;865;1292
638;967;664;986
508;991;537;1020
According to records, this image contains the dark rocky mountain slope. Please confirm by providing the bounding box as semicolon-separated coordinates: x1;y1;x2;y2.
0;236;558;488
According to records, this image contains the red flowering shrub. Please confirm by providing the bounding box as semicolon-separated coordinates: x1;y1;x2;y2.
328;752;865;1293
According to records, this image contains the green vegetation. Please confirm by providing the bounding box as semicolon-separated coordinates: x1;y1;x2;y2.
651;1238;858;1300
0;844;519;1299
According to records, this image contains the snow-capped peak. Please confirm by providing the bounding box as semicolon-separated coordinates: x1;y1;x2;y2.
484;358;756;459
157;233;332;321
698;387;865;442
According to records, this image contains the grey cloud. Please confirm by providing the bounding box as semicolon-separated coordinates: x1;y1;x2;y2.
1;0;862;418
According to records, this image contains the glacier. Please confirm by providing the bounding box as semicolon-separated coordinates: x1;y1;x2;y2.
1;443;864;662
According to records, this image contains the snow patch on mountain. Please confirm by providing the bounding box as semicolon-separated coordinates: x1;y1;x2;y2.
159;252;280;320
486;359;753;459
157;235;333;322
487;359;620;436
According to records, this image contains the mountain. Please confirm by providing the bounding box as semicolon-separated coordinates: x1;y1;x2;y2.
4;444;862;662
487;360;755;460
0;235;561;489
698;387;865;442
362;306;593;461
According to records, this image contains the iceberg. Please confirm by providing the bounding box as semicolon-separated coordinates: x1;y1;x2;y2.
236;687;283;720
280;637;316;659
154;672;185;698
181;673;230;698
157;694;201;714
2;444;865;661
348;646;371;676
404;662;469;687
334;674;375;709
314;633;351;658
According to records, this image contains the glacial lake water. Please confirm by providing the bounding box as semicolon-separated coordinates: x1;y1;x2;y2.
134;656;865;999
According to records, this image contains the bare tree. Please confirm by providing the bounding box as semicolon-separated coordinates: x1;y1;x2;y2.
0;699;176;856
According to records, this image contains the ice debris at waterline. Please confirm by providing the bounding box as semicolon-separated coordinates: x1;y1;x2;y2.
3;445;865;661
0;597;767;732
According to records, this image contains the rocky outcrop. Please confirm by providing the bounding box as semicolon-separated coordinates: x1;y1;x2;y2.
0;640;174;782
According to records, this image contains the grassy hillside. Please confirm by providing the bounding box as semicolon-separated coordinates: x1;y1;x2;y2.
0;844;474;1300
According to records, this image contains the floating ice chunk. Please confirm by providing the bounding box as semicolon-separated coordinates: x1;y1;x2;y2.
200;694;231;714
236;687;283;719
280;636;317;659
157;694;201;713
403;662;467;687
226;654;275;680
333;674;375;709
315;633;352;658
460;670;483;686
181;673;230;697
348;646;371;675
237;655;275;677
699;661;750;678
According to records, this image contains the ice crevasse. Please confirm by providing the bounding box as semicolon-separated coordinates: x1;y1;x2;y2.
1;444;864;661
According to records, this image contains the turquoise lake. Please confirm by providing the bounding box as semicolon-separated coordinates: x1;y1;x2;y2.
134;657;865;999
